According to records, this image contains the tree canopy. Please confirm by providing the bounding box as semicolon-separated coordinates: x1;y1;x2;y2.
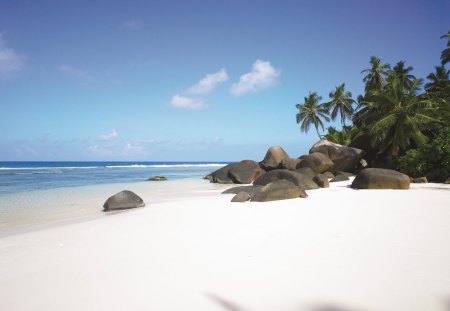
295;30;449;180
296;92;330;139
325;83;355;127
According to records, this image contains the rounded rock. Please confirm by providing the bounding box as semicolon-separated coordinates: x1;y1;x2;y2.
103;190;145;212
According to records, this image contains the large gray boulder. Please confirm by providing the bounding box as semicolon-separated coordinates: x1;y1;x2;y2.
281;158;302;170
294;167;317;179
251;180;305;202
313;174;329;188
222;185;263;198
297;152;334;174
103;190;145;212
229;160;265;184
260;146;290;170
231;191;251;202
209;164;234;184
351;168;410;189
309;139;366;173
209;161;264;184
253;169;319;190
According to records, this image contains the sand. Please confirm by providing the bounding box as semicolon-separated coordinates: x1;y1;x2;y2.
0;178;449;311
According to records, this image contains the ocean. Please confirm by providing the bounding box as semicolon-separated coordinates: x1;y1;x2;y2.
0;161;227;233
0;161;227;195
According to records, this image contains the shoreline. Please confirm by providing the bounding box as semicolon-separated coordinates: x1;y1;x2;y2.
1;176;449;236
0;178;231;237
0;178;449;310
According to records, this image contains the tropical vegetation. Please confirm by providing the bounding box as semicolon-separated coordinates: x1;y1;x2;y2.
440;30;450;65
399;127;450;182
361;56;391;91
295;92;330;139
295;30;450;181
324;83;355;127
323;126;355;146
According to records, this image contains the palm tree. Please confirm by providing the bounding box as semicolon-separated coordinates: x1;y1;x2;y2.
364;76;441;157
441;30;450;65
325;83;355;126
425;65;450;92
361;56;391;92
296;92;330;139
389;61;416;90
425;66;450;123
352;94;369;128
352;95;379;129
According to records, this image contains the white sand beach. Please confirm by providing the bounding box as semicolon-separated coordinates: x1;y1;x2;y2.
0;179;449;311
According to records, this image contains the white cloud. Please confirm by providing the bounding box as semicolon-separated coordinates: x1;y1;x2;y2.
122;21;143;31
187;68;228;95
230;60;280;96
98;129;118;141
170;94;206;110
169;68;229;110
57;64;91;80
0;34;25;81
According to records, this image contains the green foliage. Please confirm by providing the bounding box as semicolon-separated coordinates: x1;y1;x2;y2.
364;74;441;157
425;65;450;93
296;92;330;139
440;30;450;65
361;56;391;92
388;61;416;90
295;32;449;172
324;126;358;146
399;127;450;182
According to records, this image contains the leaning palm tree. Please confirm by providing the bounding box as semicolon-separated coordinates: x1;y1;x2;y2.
389;61;416;90
365;75;441;157
361;56;391;92
440;30;450;65
296;92;330;139
325;83;355;126
425;65;450;92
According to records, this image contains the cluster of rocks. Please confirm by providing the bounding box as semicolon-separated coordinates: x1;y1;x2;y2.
206;140;412;202
102;139;423;211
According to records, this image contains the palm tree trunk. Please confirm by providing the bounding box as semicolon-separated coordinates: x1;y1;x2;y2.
315;126;321;139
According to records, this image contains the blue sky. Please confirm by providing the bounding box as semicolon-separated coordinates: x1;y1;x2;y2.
0;0;449;161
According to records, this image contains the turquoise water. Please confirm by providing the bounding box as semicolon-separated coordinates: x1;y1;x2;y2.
0;162;227;234
0;161;227;196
